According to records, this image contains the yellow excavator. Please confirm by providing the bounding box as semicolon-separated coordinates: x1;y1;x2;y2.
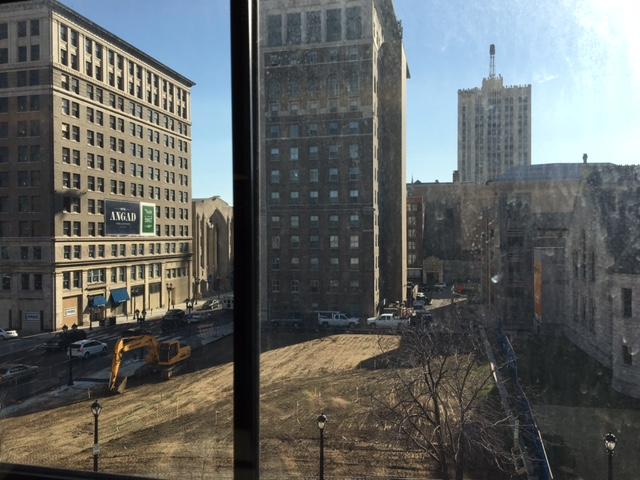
108;335;191;393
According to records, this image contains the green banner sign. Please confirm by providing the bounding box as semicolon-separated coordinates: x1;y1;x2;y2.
140;203;155;236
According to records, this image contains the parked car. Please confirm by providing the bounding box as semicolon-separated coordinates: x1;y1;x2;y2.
0;328;18;340
185;311;214;324
161;310;187;332
200;299;221;311
0;364;39;385
120;327;152;338
43;329;87;352
269;315;303;329
366;313;410;329
69;339;107;359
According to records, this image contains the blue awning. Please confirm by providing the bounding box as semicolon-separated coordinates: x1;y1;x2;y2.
90;296;106;308
111;288;130;304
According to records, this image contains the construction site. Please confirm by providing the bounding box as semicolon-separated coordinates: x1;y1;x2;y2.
0;331;445;479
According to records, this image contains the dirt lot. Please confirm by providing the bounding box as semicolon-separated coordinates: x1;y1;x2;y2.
0;333;436;479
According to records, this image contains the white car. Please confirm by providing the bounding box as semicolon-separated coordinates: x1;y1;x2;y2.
0;328;18;340
367;313;410;329
69;339;107;359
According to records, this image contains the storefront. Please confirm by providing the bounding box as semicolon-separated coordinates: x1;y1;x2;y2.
149;282;162;309
130;285;145;313
87;295;107;326
61;295;81;328
110;288;130;316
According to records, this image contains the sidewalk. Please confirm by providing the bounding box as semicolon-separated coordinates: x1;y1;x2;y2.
108;294;225;326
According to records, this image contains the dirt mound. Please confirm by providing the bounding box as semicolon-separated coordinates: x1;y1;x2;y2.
0;334;430;478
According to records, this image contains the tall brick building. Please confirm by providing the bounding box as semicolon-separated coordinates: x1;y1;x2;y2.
259;0;408;321
0;0;194;331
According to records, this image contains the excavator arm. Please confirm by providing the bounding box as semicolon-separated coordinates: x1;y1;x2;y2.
108;335;159;391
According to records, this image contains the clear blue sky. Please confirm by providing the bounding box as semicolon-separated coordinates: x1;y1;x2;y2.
62;0;639;200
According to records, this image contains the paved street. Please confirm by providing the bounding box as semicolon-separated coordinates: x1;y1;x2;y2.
0;308;232;406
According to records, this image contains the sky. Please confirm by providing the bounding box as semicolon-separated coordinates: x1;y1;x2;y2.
62;0;640;201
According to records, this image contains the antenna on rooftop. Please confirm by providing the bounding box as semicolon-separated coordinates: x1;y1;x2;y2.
489;44;496;78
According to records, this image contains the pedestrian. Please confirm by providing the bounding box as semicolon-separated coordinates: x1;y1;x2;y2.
141;309;147;322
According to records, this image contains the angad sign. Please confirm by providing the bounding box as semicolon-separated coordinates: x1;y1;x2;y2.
105;200;156;236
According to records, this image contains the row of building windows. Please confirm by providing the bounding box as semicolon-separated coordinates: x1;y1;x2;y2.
0;221;40;237
0;44;40;64
0;245;41;260
271;277;361;294
0;272;42;291
266;44;369;68
270;166;361;183
0;170;40;187
61;178;188;203
267;71;361;101
0;20;40;39
271;213;360;227
0;195;41;213
60;97;189;151
61;147;189;171
0;69;41;88
268;143;361;160
60;122;188;156
270;189;362;204
62;169;188;193
0;95;41;112
0;119;41;137
266;7;362;46
266;120;363;138
57;26;189;120
268;95;363;116
70;264;186;288
61;240;189;260
271;233;375;250
272;255;363;270
61;219;189;238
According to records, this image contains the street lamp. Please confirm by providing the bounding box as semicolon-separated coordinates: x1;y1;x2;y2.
317;413;327;480
67;344;73;386
604;433;617;480
186;298;194;314
167;283;174;308
91;400;103;472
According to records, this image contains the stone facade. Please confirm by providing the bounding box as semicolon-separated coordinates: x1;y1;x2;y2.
0;0;194;331
192;196;233;298
259;0;408;321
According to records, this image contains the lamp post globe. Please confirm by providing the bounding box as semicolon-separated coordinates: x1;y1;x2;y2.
317;413;327;480
91;400;102;472
604;432;617;480
317;413;327;431
604;433;617;453
91;400;102;418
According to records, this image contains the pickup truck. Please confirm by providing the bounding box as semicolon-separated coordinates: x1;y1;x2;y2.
366;313;410;329
268;316;303;328
316;311;359;329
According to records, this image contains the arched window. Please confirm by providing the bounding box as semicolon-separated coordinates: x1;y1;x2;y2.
327;74;339;97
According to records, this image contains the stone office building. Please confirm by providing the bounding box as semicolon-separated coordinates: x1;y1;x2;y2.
457;45;531;184
0;0;194;331
259;0;408;321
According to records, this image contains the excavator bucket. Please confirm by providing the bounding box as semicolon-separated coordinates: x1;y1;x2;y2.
116;376;128;394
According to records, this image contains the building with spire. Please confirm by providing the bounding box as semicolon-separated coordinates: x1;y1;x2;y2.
457;44;531;184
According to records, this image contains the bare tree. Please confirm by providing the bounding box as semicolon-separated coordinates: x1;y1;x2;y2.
370;313;516;479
